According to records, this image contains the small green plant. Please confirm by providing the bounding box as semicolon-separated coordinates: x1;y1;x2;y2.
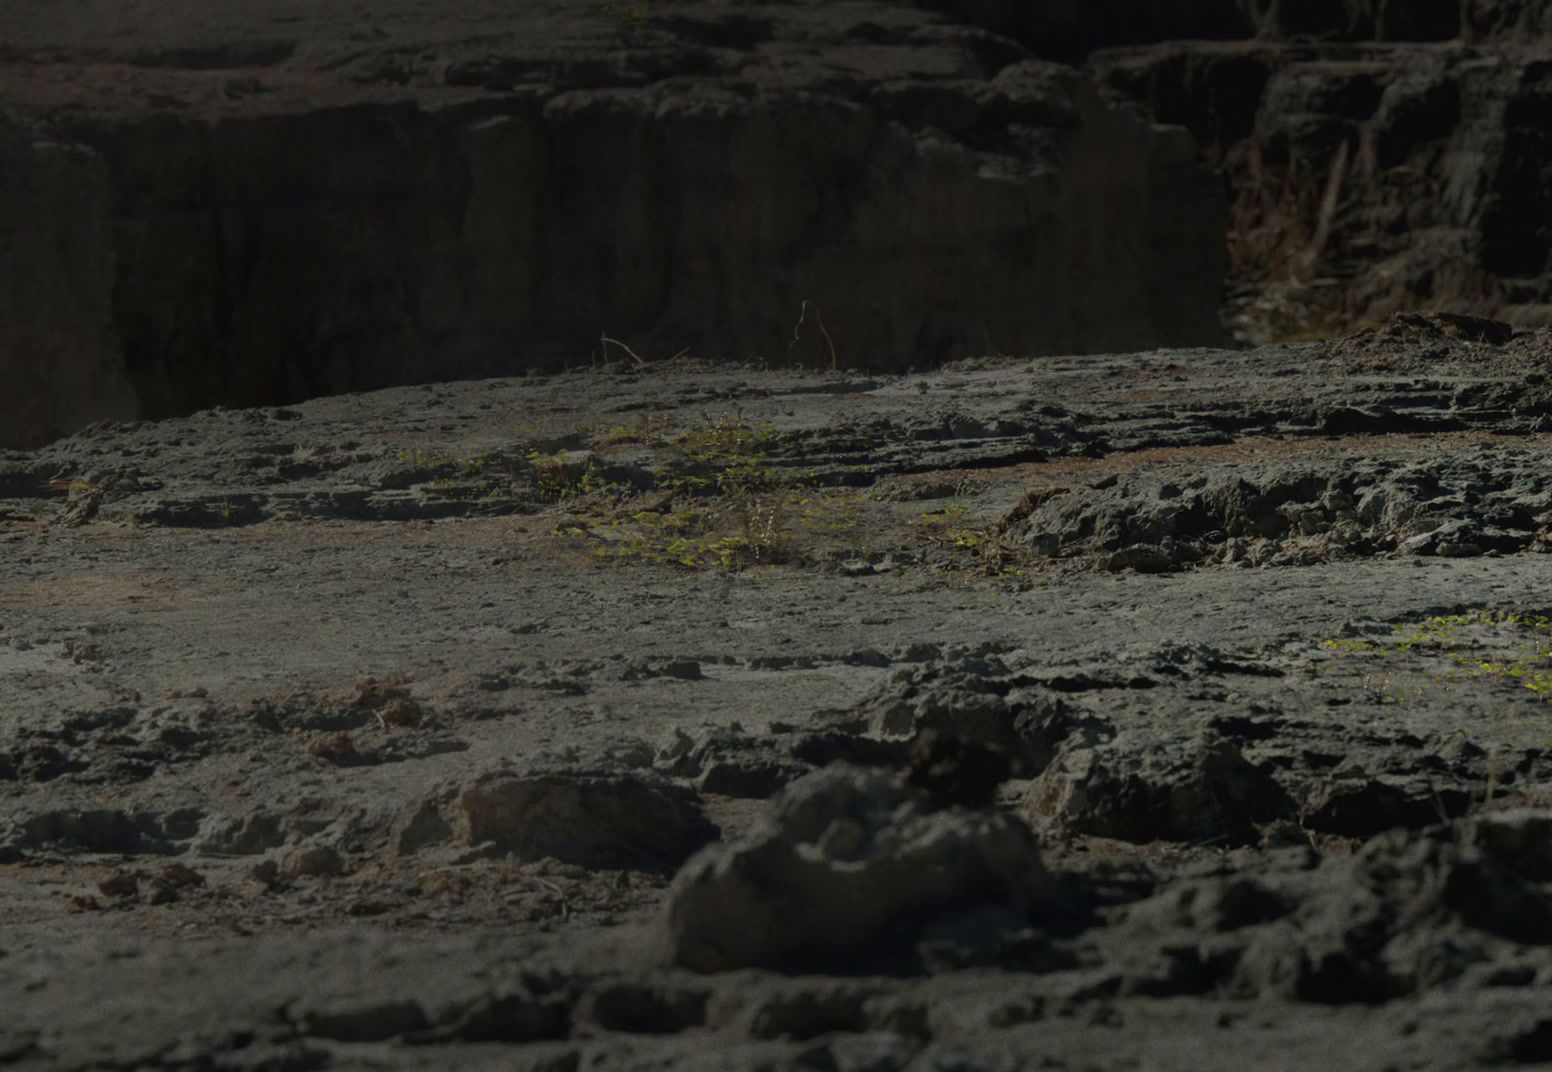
534;413;883;572
590;415;675;447
459;451;497;478
907;497;1032;579
392;446;538;507
526;416;1036;580
395;448;453;469
669;416;778;489
913;503;967;528
559;415;797;571
1320;637;1383;655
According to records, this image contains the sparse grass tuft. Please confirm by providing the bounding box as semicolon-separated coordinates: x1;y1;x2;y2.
910;498;1033;579
545;414;846;572
1318;611;1552;706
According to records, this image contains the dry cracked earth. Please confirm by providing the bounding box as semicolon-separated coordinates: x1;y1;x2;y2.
12;314;1552;1068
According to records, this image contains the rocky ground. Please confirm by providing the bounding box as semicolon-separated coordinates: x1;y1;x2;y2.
5;314;1552;1068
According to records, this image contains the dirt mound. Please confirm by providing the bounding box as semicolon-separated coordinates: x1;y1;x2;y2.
1103;818;1552;1002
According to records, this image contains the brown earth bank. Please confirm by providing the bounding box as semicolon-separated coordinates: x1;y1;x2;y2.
7;2;1550;447
8;317;1552;1068
0;0;1229;449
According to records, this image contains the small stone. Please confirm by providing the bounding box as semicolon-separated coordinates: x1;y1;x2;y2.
97;871;143;899
249;859;282;887
906;729;1013;808
1473;809;1552;881
1101;545;1175;573
380;698;422;727
816;818;867;860
282;844;345;878
659;659;703;681
157;862;206;889
141;863;205;905
309;732;368;766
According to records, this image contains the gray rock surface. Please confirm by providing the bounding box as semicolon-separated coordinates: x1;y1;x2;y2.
455;767;718;869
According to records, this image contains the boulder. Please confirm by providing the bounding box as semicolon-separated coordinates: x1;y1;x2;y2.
663;765;1053;971
458;768;717;871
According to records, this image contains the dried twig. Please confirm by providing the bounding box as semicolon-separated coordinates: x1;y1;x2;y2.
788;299;838;370
531;876;569;917
599;334;649;368
1298;139;1350;281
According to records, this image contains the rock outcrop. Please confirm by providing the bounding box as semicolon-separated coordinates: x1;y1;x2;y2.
663;765;1053;972
1089;15;1552;340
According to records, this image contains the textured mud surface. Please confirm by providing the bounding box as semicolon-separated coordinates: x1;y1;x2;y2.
7;316;1552;1068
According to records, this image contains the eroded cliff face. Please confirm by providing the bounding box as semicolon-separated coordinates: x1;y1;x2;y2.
0;128;138;448
7;1;1552;446
1094;42;1552;341
0;0;1229;446
900;2;1552;343
1039;1;1552;343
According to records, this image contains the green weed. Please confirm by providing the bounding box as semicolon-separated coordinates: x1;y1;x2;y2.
1318;610;1552;704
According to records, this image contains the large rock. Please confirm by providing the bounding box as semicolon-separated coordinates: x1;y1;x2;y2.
1029;731;1292;843
1102;824;1552;1003
453;768;717;871
663;765;1054;972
